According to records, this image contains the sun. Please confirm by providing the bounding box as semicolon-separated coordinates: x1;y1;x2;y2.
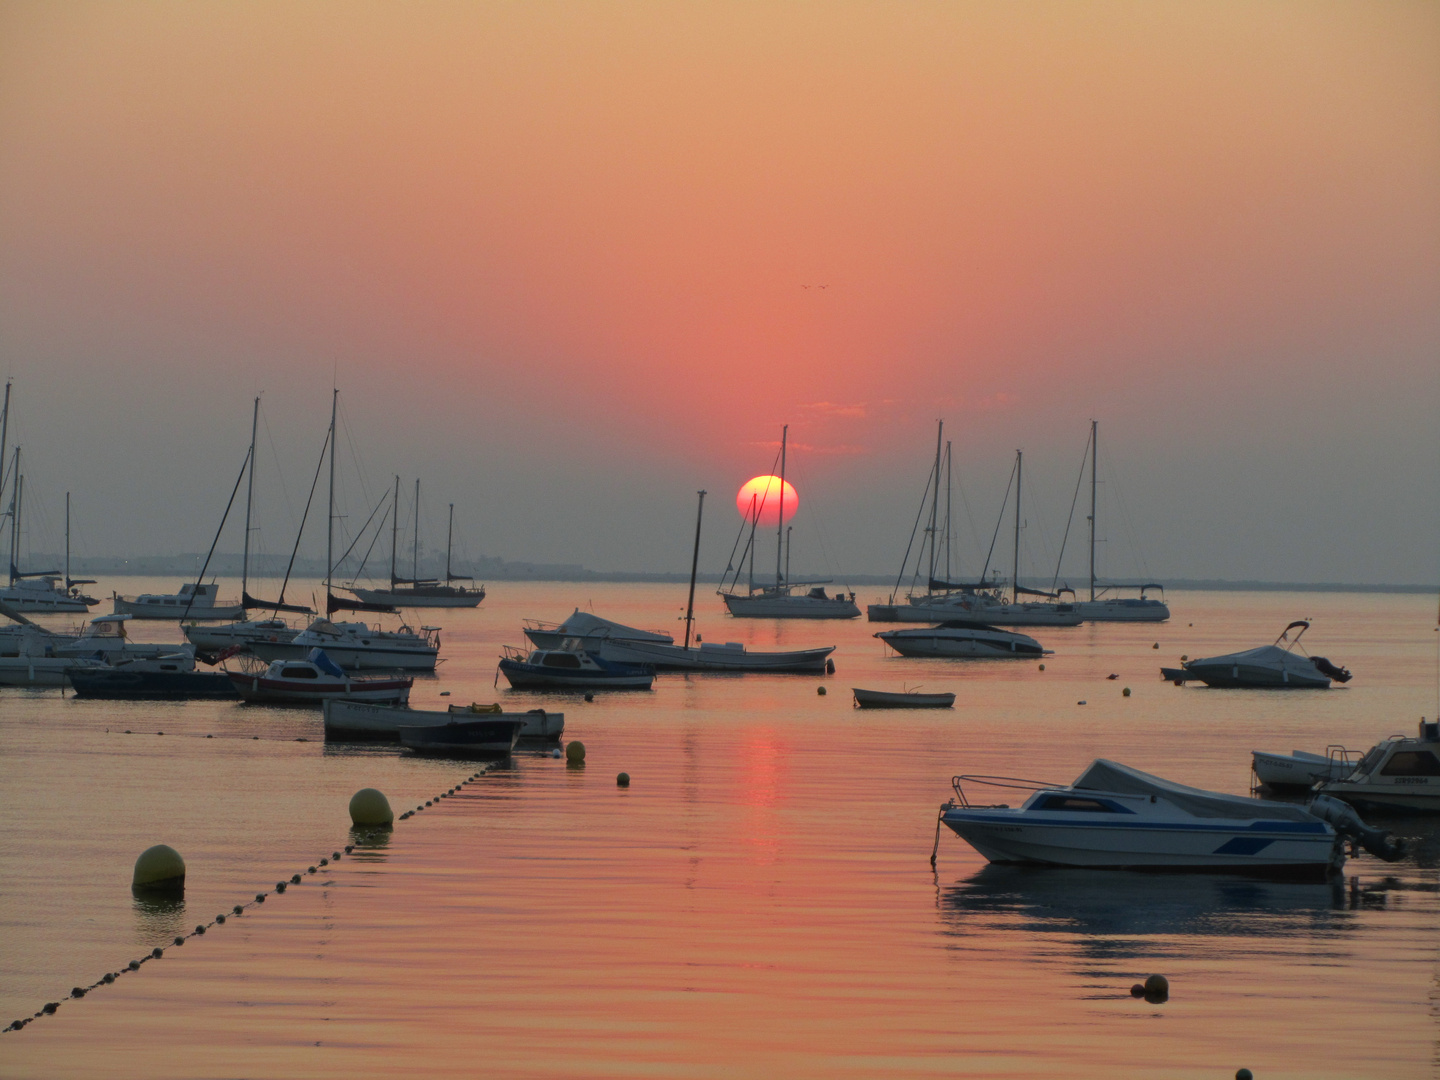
736;475;798;528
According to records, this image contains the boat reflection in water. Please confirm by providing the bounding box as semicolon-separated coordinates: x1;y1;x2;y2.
941;864;1350;944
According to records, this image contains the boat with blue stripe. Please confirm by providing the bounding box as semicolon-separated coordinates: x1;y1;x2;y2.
934;759;1400;879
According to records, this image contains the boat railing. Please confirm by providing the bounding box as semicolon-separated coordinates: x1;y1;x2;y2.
501;644;531;662
950;774;1062;808
1325;744;1362;778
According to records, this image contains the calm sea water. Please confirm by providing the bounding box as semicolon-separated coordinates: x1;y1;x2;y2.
1;581;1437;1078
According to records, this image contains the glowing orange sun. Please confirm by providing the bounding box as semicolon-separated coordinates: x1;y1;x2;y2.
736;475;798;527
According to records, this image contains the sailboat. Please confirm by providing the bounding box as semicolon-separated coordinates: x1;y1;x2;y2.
718;426;859;619
0;385;97;614
247;391;440;672
183;398;313;652
576;490;836;673
346;479;485;608
1063;421;1170;622
867;427;1081;626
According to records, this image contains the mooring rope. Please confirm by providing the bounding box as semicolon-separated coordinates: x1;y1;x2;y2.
3;762;499;1034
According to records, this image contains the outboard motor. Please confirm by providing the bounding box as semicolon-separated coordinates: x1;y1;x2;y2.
1310;656;1352;683
1309;794;1405;861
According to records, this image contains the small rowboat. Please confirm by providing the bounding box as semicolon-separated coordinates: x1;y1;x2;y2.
852;687;955;709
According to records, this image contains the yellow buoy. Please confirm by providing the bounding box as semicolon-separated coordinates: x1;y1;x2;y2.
817;686;827;696
348;788;394;827
1122;687;1131;697
132;845;186;894
617;772;630;787
1038;663;1045;671
566;740;586;764
1144;973;1169;996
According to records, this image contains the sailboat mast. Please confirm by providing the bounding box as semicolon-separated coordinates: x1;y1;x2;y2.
775;425;787;588
241;397;258;598
413;479;420;584
325;390;337;605
1012;450;1022;604
446;503;454;585
0;381;10;514
943;441;953;582
746;494;757;594
65;492;70;589
684;490;706;649
926;421;943;588
8;449;19;583
389;475;400;586
1089;419;1097;602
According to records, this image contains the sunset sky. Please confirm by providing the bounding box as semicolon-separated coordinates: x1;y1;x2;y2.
0;1;1435;584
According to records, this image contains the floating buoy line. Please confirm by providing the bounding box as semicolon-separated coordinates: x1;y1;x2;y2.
3;762;501;1035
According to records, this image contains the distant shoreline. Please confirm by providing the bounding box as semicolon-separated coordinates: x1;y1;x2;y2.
36;554;1438;594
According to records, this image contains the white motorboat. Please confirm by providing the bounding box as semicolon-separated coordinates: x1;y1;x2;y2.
1316;721;1440;813
112;582;246;621
53;614;175;661
248;618;440;672
523;609;674;651
324;698;562;739
1162;621;1351;688
183;617;299;653
347;480;484;608
876;621;1046;659
229;650;413;704
1251;748;1359;790
852;687;955;709
936;759;1400;877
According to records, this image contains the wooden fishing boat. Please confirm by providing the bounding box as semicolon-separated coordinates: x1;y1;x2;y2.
398;716;526;756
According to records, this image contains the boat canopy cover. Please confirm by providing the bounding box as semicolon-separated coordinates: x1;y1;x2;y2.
1192;644;1316;671
926;578;987;593
306;648;347;677
557;609;672;643
1072;759;1317;823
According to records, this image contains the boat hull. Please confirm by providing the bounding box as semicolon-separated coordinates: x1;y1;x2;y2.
113;597;247;620
69;670;238;699
1177;661;1330;689
1251;751;1347;790
876;630;1043;659
399;718;523;756
594;638;834;673
498;657;653;690
722;594;860;619
1317;782;1440;814
247;641;437;672
869;602;1082;626
326;699;561;739
349;586;484;609
941;809;1339;876
1072;599;1170;622
0;593;91;613
183;621;298;651
229;672;412;704
852;688;954;708
0;657;77;687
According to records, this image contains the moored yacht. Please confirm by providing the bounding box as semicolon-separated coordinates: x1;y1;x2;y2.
112;582;246;621
1162;621;1350;688
1316;720;1440;813
937;759;1400;876
524;609;674;650
876;621;1046;658
183;617;299;654
247;618;440;672
0;574;93;614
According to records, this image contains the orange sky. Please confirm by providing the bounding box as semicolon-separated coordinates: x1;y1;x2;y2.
0;2;1436;580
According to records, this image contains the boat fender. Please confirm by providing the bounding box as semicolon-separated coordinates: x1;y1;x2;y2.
1309;794;1405;861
